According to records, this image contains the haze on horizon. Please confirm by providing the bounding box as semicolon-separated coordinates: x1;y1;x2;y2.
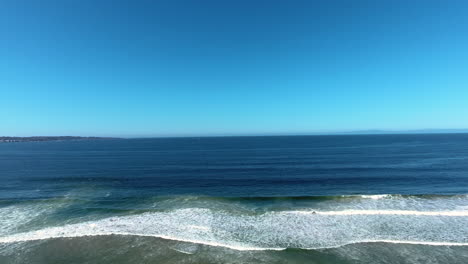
1;0;468;137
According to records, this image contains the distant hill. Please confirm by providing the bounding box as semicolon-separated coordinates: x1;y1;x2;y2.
0;136;116;143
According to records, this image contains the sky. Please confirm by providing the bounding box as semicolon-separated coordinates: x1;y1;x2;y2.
1;0;468;137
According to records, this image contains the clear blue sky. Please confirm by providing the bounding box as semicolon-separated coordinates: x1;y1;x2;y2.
1;0;467;137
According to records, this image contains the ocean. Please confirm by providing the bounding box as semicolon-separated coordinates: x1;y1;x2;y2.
1;134;468;263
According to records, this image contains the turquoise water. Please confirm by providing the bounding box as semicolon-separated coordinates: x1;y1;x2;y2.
1;134;468;263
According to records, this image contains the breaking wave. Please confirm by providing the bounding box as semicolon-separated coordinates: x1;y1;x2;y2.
1;205;468;251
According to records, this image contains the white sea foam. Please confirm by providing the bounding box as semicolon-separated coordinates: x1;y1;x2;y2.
0;202;65;236
359;240;468;247
295;209;468;216
359;194;391;200
1;208;467;250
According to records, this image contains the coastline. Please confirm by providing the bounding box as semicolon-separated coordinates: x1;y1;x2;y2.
0;136;117;143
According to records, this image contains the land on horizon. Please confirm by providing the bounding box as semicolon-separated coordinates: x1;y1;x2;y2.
2;129;468;142
0;136;115;143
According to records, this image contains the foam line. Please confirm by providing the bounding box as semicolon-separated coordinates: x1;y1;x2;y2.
295;210;468;216
0;232;283;251
361;240;468;247
1;208;467;251
1;232;468;251
358;194;391;199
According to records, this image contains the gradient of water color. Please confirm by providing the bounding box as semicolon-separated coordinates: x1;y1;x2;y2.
1;134;468;263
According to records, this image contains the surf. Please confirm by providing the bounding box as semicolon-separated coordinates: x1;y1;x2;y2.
294;209;468;216
1;206;467;251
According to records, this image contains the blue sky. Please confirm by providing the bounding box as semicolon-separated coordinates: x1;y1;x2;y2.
1;0;468;137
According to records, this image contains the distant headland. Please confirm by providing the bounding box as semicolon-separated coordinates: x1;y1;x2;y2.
0;136;117;143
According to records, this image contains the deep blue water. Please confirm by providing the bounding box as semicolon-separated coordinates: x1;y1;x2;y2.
1;134;468;263
1;134;468;200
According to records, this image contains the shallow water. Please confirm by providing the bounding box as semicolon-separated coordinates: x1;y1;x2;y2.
1;134;468;263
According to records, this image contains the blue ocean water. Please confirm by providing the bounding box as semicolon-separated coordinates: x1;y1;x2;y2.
1;134;468;263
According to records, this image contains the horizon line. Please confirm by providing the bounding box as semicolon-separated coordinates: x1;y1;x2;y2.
3;129;468;139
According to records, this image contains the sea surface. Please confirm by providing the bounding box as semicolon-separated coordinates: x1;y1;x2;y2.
1;134;468;263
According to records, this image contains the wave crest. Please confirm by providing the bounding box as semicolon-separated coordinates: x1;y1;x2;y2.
1;208;467;250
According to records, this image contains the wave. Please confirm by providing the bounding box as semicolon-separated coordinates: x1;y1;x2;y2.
357;240;468;247
359;194;392;199
1;207;467;251
157;193;468;201
145;193;468;214
0;201;69;236
294;209;468;216
3;193;464;206
2;232;468;251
